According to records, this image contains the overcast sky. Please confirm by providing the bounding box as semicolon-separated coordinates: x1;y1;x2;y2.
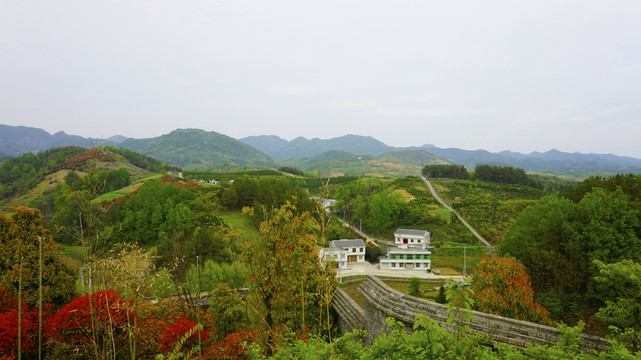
2;1;641;157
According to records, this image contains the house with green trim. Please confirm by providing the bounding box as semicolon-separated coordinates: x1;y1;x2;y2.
379;229;432;270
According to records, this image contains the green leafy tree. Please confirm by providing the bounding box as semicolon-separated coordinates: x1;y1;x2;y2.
242;200;336;355
408;277;421;297
445;278;474;341
593;259;641;351
436;285;446;304
369;191;405;234
0;206;77;307
499;187;641;323
208;283;248;342
474;164;542;188
422;164;469;179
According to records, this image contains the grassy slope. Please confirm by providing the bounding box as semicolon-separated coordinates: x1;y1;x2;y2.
282;150;447;178
432;179;547;244
219;212;260;242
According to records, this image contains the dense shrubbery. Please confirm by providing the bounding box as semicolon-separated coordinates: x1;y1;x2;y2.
474;164;543;189
105;146;181;172
422;164;469;179
278;166;305;176
331;177;444;237
434;180;546;243
500;185;641;326
0;207;77;307
0;147;86;200
472;257;554;326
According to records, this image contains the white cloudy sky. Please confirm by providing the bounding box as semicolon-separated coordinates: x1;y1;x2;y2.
2;1;641;157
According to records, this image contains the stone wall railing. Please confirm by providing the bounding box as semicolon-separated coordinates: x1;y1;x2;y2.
332;287;365;335
331;275;608;352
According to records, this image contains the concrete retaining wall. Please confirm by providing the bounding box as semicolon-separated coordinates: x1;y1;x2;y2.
332;275;608;352
332;287;365;335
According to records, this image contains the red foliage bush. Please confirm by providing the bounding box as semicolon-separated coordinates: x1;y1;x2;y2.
160;316;211;352
0;308;36;358
209;329;256;360
137;299;218;358
48;290;131;357
472;257;555;326
0;287;52;359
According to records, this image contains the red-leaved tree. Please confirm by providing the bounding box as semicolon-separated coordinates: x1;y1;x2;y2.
472;257;555;326
0;287;53;359
159;316;213;353
209;329;256;360
48;290;131;359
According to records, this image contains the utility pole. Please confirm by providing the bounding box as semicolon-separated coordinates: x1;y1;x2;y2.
38;236;42;360
463;246;467;277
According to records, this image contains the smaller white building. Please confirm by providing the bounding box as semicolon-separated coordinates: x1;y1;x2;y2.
310;197;337;212
320;239;366;269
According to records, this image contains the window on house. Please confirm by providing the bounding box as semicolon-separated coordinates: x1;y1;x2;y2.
392;263;396;268
411;239;414;243
407;254;413;260
359;247;363;252
352;248;356;252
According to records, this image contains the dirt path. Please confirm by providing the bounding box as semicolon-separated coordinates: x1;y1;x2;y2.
421;176;494;252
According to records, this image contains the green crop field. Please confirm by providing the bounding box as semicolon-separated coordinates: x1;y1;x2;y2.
92;190;133;203
433;179;547;243
219;212;259;241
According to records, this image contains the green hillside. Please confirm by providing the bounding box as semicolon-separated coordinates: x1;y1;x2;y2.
431;179;548;243
281;149;447;177
120;128;276;170
0;146;169;212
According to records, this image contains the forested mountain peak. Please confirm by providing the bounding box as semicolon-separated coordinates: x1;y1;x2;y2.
119;128;275;170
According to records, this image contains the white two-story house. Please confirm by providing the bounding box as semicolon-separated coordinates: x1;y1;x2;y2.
320;239;366;269
379;229;432;271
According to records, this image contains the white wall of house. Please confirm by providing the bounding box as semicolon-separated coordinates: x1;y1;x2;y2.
319;241;365;269
394;230;430;249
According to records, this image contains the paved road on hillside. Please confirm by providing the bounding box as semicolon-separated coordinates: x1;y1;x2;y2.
421;176;494;251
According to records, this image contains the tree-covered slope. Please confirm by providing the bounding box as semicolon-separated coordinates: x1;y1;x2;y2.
281;149;446;177
0;146;169;212
120;128;276;169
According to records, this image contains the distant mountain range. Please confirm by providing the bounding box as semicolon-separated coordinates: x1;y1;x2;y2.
242;135;641;176
240;134;392;160
2;124;641;176
0;124;119;160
